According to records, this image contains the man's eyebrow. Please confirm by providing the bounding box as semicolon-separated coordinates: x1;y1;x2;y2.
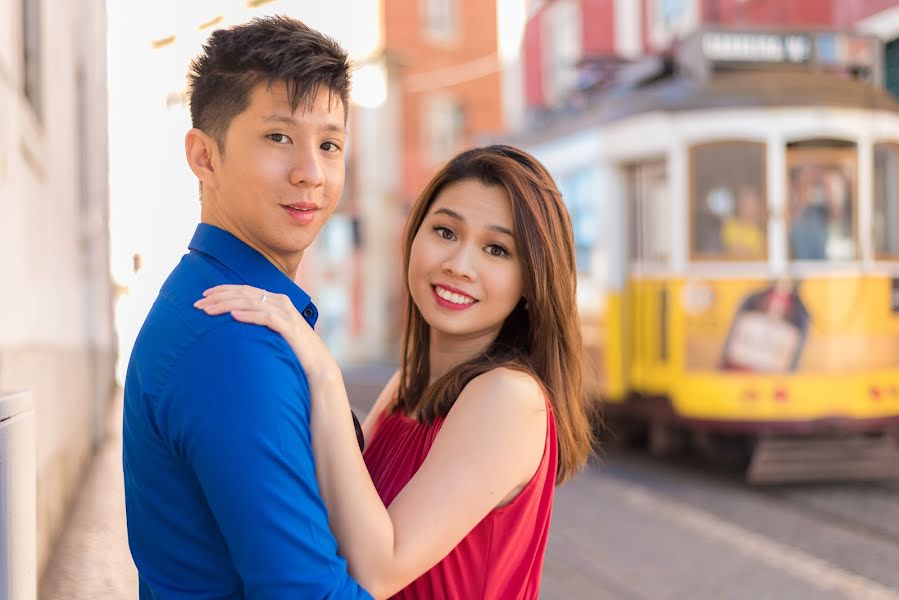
262;114;297;125
431;207;513;237
262;114;345;134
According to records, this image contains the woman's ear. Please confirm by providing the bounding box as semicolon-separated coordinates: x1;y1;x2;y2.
185;128;219;192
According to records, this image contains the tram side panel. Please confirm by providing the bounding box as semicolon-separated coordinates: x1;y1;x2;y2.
671;275;899;428
585;274;899;428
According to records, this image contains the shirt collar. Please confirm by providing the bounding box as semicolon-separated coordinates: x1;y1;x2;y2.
188;223;319;326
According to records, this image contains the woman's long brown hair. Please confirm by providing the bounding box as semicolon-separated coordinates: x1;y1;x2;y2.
396;145;596;484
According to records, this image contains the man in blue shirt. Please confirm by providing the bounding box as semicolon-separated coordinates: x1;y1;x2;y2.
123;17;371;599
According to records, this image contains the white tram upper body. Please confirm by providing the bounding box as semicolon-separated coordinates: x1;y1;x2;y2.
510;29;899;482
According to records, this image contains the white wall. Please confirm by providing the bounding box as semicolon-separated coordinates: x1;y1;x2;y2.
0;0;114;578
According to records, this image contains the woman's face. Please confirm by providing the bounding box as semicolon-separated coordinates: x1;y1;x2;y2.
408;179;525;348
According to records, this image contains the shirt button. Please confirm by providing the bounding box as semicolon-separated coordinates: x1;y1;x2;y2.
302;307;315;318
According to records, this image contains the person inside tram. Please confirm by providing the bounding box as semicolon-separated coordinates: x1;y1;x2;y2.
722;185;765;258
789;166;829;260
789;165;853;261
822;168;854;260
196;145;597;599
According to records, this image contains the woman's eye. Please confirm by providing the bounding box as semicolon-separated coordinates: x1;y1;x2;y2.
486;244;508;257
434;226;456;240
267;133;291;144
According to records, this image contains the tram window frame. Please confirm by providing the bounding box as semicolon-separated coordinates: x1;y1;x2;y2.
688;140;768;262
873;142;899;260
785;142;858;263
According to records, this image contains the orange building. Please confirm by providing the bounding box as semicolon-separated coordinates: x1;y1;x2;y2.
383;0;504;204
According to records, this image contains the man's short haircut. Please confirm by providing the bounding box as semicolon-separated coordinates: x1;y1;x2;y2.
187;15;351;152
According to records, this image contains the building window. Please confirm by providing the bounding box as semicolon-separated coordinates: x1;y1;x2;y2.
648;0;698;51
874;143;899;259
690;141;767;260
628;160;669;263
542;0;581;107
786;141;856;262
22;0;42;121
422;0;458;40
557;169;599;272
885;38;899;100
423;94;464;166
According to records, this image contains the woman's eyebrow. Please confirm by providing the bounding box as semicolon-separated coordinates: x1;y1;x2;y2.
432;207;463;221
431;207;513;236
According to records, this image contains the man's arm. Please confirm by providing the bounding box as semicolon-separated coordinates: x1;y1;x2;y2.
165;321;371;600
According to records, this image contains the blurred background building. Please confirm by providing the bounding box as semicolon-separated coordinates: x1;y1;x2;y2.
1;0;113;577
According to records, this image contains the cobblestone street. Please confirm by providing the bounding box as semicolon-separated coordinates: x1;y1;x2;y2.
39;391;136;599
39;366;899;599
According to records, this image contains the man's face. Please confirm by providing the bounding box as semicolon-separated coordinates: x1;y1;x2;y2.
202;81;346;276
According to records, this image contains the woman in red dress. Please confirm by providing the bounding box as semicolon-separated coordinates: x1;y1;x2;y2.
198;145;596;599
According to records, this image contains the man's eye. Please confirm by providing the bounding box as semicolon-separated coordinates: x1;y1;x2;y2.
434;226;455;240
267;133;291;144
321;141;341;152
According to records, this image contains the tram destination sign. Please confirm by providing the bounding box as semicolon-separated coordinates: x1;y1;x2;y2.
679;29;882;83
703;31;813;63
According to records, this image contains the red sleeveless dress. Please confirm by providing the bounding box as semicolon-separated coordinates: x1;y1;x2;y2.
362;402;558;599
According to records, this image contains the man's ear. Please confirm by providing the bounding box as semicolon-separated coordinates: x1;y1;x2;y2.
185;128;219;192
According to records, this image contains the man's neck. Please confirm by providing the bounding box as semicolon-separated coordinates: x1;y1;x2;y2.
200;207;302;280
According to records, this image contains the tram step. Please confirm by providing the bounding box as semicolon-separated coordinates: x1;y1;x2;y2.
747;432;899;484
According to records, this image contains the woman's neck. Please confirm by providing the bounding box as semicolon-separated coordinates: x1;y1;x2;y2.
427;331;494;384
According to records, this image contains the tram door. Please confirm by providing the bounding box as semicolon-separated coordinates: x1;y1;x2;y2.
784;140;869;374
626;160;669;393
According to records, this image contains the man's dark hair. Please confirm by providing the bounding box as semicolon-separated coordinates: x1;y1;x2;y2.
187;15;351;152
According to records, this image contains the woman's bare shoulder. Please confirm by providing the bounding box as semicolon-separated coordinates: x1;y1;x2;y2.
435;367;547;491
454;367;546;418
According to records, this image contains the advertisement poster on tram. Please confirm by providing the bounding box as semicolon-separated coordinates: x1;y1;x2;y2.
719;279;810;373
682;276;899;374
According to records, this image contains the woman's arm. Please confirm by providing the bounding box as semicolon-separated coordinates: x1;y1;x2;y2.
196;286;547;598
310;367;547;598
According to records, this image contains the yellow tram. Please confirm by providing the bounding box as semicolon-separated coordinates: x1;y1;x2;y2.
518;29;899;482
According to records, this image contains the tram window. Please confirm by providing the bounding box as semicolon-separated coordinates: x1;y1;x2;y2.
874;143;899;258
690;141;766;260
627;161;668;263
787;145;856;261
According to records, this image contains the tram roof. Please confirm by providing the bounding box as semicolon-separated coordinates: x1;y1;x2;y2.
504;70;899;147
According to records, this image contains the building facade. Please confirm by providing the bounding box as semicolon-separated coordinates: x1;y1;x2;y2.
0;0;114;579
384;0;504;201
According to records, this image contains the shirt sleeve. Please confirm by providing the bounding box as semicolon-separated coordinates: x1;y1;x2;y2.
164;321;372;600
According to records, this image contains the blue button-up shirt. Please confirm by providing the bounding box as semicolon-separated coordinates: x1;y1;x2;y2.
123;224;370;599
